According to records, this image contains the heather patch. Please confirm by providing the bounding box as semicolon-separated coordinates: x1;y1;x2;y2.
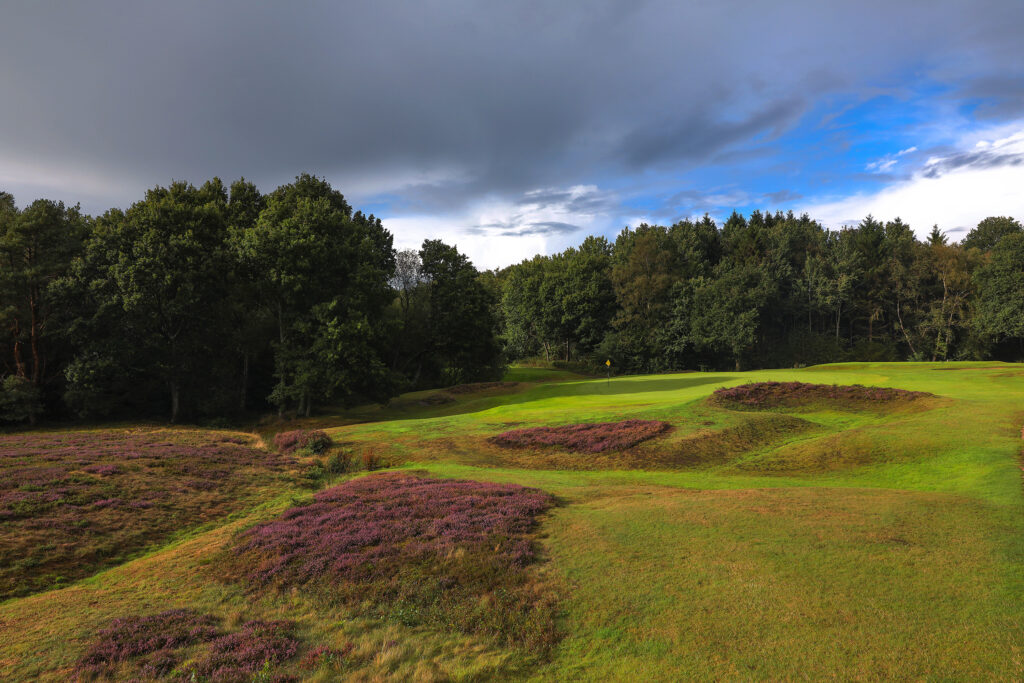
190;620;300;683
73;609;220;680
711;382;933;410
226;473;558;652
0;429;296;599
72;610;305;682
489;419;671;453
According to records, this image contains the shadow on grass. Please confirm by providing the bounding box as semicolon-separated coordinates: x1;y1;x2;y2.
495;374;736;404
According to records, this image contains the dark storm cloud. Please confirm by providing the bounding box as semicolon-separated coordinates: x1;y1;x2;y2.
921;146;1024;178
615;98;807;168
1;0;1023;217
515;188;616;215
467;220;580;237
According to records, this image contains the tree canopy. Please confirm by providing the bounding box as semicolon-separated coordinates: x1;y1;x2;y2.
1;176;1022;425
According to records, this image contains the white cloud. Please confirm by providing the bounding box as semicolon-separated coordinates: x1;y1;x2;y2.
805;123;1024;237
865;144;922;173
387;214;551;270
866;158;898;173
385;184;618;269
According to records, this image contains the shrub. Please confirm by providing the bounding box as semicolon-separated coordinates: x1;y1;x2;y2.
489;420;671;453
272;430;304;454
301;462;326;486
302;430;331;455
0;375;43;423
273;429;332;454
324;452;351;474
361;449;381;471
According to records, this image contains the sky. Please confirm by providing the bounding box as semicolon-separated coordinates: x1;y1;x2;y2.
2;1;1023;269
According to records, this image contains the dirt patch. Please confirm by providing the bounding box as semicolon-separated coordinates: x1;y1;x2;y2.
489;420;671;453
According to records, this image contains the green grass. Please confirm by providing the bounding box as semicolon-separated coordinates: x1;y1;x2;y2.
2;362;1023;680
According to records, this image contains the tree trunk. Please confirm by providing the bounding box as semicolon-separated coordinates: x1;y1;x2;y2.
170;380;180;423
895;301;917;357
239;352;249;412
11;318;26;378
277;302;286;418
29;289;41;386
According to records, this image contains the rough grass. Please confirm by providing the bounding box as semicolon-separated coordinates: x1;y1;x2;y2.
2;362;1024;681
711;381;933;410
489;420;671;453
532;484;1023;680
0;429;296;599
223;473;558;653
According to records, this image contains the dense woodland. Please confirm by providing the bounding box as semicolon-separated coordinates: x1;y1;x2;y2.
1;174;1022;424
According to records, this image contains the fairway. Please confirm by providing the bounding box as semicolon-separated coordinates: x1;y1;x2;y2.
2;362;1023;680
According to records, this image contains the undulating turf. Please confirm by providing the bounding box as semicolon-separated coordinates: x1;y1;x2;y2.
1;362;1023;680
0;428;296;600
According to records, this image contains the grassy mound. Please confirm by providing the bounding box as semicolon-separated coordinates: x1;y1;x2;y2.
0;429;296;599
711;381;932;410
224;473;558;652
446;381;518;394
489;420;671;453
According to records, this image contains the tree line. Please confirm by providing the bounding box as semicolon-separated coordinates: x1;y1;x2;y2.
2;174;1022;425
0;175;501;424
493;212;1024;373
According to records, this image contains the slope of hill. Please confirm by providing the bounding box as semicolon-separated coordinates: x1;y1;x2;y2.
1;362;1022;680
